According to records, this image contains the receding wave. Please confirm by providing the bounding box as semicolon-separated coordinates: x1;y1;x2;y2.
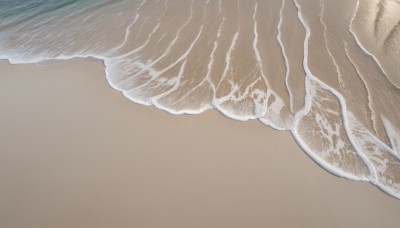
1;0;400;198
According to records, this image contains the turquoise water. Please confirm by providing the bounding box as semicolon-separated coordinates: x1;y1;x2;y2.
1;0;400;198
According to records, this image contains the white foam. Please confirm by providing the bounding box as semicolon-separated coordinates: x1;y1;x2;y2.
292;0;373;181
343;41;378;136
277;0;295;114
1;0;400;199
106;0;148;55
381;115;400;156
347;113;400;198
349;0;400;90
319;0;345;89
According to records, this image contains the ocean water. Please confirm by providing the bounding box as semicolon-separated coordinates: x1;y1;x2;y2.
1;0;400;198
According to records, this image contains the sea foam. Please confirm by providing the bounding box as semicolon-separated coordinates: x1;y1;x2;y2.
0;0;400;198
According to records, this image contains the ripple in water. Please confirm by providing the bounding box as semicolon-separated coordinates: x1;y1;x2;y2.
1;0;400;198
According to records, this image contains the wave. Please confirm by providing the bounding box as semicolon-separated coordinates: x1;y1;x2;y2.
1;0;400;198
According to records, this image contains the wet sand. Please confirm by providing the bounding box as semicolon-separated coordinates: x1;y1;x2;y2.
2;0;400;196
1;59;400;227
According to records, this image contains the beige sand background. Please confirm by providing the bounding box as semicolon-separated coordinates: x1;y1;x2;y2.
1;59;400;228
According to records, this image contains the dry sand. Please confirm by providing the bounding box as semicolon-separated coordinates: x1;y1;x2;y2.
1;59;400;228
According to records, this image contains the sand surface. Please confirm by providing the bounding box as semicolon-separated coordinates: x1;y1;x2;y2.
1;59;400;228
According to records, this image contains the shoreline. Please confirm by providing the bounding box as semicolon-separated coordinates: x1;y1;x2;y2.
1;59;400;227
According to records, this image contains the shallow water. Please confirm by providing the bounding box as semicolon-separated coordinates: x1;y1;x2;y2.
0;0;399;198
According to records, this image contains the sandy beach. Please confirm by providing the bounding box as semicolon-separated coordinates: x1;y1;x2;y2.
1;59;400;227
